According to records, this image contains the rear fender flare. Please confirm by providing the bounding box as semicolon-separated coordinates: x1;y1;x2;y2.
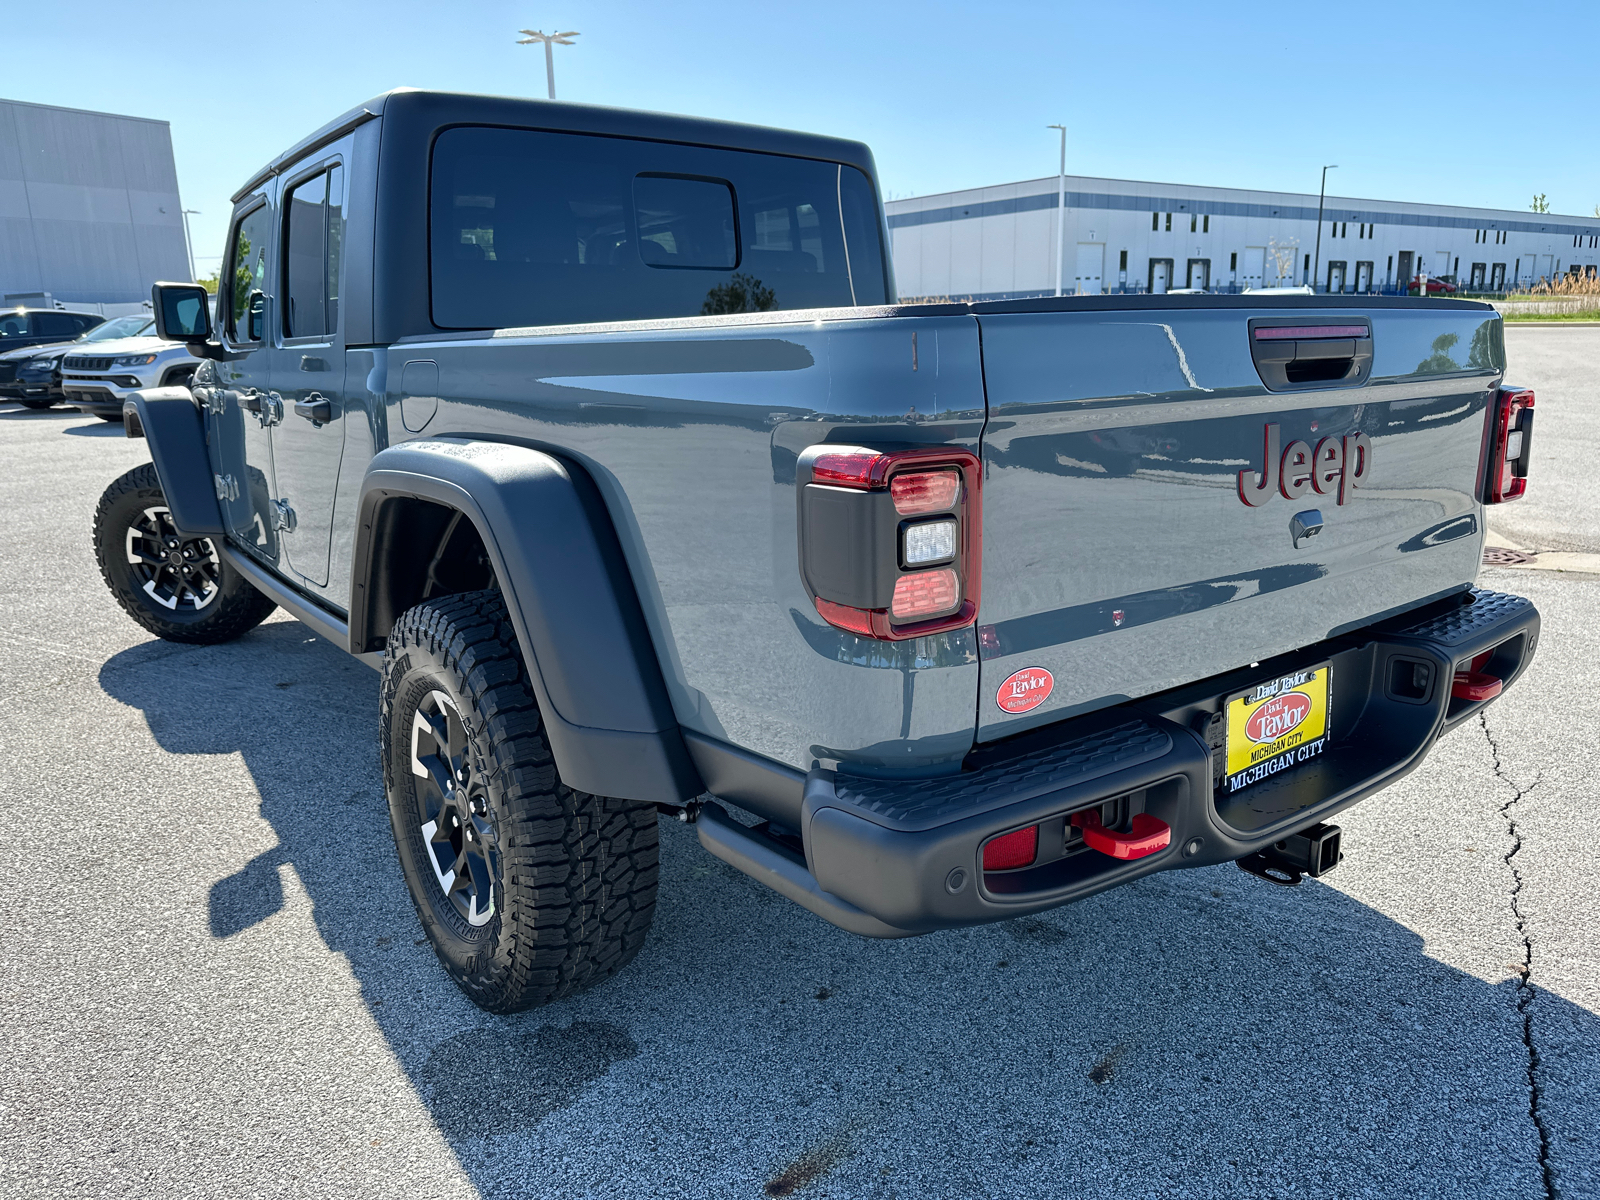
351;438;703;804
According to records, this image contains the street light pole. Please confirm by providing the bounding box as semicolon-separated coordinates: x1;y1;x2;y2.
181;209;200;282
517;29;580;99
1312;164;1336;292
1047;124;1066;297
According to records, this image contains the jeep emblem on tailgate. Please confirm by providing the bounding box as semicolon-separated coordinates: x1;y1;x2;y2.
1239;423;1371;507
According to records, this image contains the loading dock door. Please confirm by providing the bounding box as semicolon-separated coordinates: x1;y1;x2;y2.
1491;263;1506;290
1397;251;1414;291
1326;261;1346;293
1074;244;1104;295
1242;246;1265;290
1149;259;1171;293
1186;258;1209;290
1355;261;1372;292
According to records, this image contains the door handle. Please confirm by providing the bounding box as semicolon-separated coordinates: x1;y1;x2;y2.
294;392;332;424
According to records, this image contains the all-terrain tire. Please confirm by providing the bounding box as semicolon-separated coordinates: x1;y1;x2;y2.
92;463;277;643
20;399;55;410
380;590;660;1013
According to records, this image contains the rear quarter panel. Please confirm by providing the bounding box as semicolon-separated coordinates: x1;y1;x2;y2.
385;314;986;777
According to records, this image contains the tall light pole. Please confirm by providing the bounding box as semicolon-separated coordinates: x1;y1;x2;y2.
517;29;580;99
1047;124;1066;296
1312;164;1337;292
181;209;200;282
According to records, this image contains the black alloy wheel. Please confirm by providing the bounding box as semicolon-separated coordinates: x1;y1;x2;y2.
125;505;223;613
410;688;499;928
93;463;277;644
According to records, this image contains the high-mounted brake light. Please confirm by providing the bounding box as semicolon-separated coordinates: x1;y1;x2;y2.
1485;386;1534;503
796;445;982;642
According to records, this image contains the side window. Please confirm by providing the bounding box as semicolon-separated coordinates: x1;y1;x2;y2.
36;312;77;337
227;204;272;342
0;314;31;338
283;163;345;339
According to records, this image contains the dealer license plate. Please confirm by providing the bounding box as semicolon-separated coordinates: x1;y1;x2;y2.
1223;664;1331;794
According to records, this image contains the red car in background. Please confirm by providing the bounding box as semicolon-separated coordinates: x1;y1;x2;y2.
1408;275;1458;294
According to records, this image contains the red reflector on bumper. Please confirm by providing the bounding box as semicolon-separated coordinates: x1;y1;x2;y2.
1071;810;1171;860
983;825;1038;871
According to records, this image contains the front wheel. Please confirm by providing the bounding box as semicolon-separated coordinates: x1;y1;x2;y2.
20;399;55;410
92;463;277;643
380;590;660;1013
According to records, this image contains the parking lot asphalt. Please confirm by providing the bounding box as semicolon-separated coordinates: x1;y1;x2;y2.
1;324;1596;1200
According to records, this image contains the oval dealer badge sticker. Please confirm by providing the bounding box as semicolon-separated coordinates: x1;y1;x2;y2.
997;666;1054;714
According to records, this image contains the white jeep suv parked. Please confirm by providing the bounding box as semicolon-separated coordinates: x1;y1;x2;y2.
60;328;202;421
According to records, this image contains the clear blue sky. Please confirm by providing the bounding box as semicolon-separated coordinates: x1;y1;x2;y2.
9;0;1597;275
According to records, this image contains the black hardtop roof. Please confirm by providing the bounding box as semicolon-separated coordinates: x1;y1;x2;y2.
232;87;879;204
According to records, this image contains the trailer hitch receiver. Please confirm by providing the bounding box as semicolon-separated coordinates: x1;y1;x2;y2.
1236;822;1343;887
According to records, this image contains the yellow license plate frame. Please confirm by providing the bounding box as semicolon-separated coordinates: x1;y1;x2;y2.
1223;664;1332;794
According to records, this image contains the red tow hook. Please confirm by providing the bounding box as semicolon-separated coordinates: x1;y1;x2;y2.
1452;671;1503;702
1071;810;1172;860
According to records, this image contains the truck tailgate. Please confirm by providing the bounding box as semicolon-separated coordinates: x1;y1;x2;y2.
974;302;1503;739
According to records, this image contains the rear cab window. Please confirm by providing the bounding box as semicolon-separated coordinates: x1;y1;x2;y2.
283;163;346;339
429;126;888;329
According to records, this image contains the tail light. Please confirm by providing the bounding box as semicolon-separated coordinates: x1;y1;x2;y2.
797;445;981;641
1485;386;1534;503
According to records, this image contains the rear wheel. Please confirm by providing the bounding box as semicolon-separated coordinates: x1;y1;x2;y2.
381;590;659;1013
92;463;276;643
95;412;123;422
20;399;55;410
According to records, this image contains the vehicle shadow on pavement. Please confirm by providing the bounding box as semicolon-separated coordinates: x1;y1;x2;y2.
97;621;1590;1199
62;421;124;436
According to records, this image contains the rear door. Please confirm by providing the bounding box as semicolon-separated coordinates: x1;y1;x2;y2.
972;302;1503;740
267;149;350;594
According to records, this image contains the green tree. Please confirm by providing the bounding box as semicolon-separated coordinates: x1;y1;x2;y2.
1417;331;1461;375
1531;193;1550;214
701;273;775;315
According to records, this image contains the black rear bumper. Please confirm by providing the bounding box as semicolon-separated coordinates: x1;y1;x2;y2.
698;587;1539;936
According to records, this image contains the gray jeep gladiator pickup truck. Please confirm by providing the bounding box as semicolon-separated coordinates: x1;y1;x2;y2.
95;89;1540;1013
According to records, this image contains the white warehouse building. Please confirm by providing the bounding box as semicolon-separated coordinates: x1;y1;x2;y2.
886;174;1600;300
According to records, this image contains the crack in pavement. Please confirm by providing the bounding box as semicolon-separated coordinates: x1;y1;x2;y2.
1481;711;1556;1199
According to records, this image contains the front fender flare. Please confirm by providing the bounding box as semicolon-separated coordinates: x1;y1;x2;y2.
122;388;223;537
351;438;703;804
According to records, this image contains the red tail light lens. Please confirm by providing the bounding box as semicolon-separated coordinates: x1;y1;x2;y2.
1486;387;1534;503
811;450;887;489
983;825;1038;871
890;469;961;515
891;567;959;619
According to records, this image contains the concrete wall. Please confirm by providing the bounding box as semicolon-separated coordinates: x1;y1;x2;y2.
0;98;190;305
888;175;1600;301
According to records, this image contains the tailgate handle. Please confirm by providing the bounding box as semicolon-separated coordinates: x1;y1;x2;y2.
1071;810;1171;860
1250;322;1373;391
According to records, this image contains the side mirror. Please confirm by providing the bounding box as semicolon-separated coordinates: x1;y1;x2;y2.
151;282;214;343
